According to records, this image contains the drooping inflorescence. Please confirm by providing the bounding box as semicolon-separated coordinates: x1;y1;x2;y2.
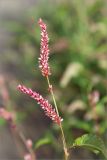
38;18;51;77
18;84;63;125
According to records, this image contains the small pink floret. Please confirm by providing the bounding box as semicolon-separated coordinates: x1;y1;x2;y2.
24;153;32;160
26;139;33;148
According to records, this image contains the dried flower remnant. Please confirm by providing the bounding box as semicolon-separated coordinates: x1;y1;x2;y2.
17;84;63;125
38;18;51;77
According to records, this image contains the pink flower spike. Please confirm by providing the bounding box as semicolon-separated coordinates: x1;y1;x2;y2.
17;84;63;125
38;18;51;77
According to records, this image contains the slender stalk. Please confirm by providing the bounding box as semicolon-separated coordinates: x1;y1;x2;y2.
10;125;36;160
3;88;36;160
46;76;69;160
17;129;36;160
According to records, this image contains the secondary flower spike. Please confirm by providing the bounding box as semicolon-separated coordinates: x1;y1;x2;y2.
38;18;51;77
18;84;63;125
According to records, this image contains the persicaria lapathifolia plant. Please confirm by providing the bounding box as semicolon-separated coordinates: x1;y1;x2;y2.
17;18;107;160
18;18;69;160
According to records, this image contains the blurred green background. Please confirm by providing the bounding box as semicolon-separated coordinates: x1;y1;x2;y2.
0;0;107;159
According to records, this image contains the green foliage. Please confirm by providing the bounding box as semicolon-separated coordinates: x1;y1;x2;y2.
35;137;51;149
2;0;107;158
72;134;107;158
0;118;6;126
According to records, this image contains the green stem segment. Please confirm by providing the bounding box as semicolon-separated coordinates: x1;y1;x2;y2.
46;76;69;160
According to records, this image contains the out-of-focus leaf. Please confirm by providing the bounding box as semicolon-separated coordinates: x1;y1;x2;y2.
72;134;107;158
0;118;6;126
34;137;51;149
84;110;94;121
1;21;25;32
100;96;107;104
95;103;105;117
67;100;86;114
62;118;92;132
98;59;107;70
99;121;107;134
60;62;84;88
71;119;91;132
16;112;27;123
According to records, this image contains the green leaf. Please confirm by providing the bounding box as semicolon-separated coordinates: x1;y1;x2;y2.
0;118;6;126
35;137;51;149
72;134;107;158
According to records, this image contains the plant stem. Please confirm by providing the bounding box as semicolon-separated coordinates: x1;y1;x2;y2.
3;90;36;160
11;125;36;160
17;128;36;160
46;76;69;160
